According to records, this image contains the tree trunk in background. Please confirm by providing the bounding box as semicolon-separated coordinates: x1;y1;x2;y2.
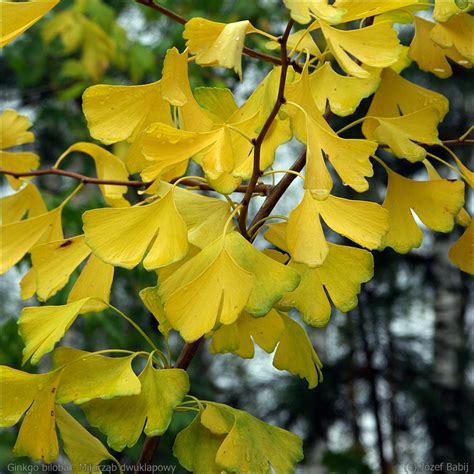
428;236;471;466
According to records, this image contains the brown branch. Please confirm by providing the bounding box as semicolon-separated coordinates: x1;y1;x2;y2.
136;338;204;471
135;0;302;72
0;169;270;195
237;19;295;239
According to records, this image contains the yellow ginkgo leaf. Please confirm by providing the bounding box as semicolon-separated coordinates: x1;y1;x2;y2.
448;221;473;274
433;0;474;22
56;142;130;207
320;21;402;78
184;18;258;79
0;182;46;225
18;298;100;365
82;80;172;145
273;313;323;389
83;190;188;270
55;406;118;474
161;48;214;131
309;62;380;117
67;254;114;313
0;366;61;463
305;112;376;198
283;0;346;24
157;183;232;248
380;168;465;253
281;243;374;327
0;0;59;48
81;360;189;451
139;123;219;182
287;191;328;267
363;68;449;137
0;109;34;148
430;13;474;63
423;159;471;227
334;0;419;23
31;235;91;301
0;151;40;189
210;310;284;359
365;108;441;162
20;268;36;300
140;285;171;338
307;195;389;250
201;402;304;474
159;236;254;342
285;67;376;198
409;17;471;79
224;232;301;317
52;348;141;405
173;413;226;474
0;207;61;274
159;231;300;341
195;86;238;123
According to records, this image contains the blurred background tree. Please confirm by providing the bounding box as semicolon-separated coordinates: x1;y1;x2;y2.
1;1;472;472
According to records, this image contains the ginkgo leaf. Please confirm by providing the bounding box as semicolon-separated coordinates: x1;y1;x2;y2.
55;406;118;474
285;66;376;197
272;313;323;389
184;18;258;79
433;0;474;22
0;208;61;274
430;13;474;63
0;151;40;189
31;235;91;301
334;0;419;23
67;255;114;313
309;62;380;117
363;68;449;138
320;21;402;78
159;236;254;342
82;80;172;145
81;360;189;451
18;298;100;365
305;112;376;198
423;159;471;227
56;142;130;207
0;182;46;225
0;0;59;48
161;47;214;131
409;17;471;79
315;195;389;250
0;366;61;462
210;310;284;359
380;168;465;253
201;402;304;473
364;108;442;162
83;190;188;270
52;347;141;405
0;109;34;149
283;0;346;24
226;232;301;316
195;86;239;123
448;221;473;274
20;268;36;300
140;285;171;338
173;413;226;474
155;182;232;248
280;243;374;327
287;191;328;267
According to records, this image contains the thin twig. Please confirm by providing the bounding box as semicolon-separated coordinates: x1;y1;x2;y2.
136;338;204;471
237;19;295;239
0;168;270;195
